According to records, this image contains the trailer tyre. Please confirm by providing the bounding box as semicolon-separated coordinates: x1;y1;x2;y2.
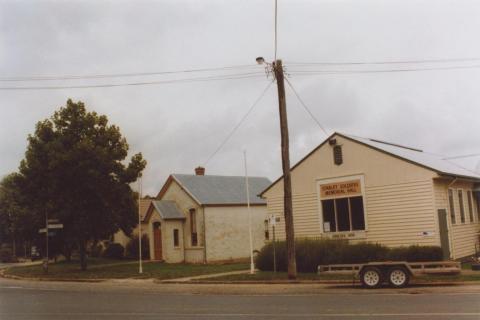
388;267;410;288
360;266;383;288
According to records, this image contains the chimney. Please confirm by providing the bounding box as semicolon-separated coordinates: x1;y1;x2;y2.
195;166;205;176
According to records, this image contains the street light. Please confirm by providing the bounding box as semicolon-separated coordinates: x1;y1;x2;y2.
256;57;265;65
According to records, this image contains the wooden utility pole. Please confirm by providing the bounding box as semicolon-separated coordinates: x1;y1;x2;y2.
273;59;297;279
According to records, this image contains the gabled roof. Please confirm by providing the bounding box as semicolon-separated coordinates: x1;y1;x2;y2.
138;199;153;222
158;174;271;206
260;132;480;196
150;200;185;220
341;133;480;180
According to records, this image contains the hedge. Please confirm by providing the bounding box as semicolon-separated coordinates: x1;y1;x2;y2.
126;234;150;260
255;239;443;273
102;243;125;259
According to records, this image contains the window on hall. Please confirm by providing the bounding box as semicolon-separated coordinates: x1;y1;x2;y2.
448;189;456;224
475;192;480;221
467;191;474;223
264;219;270;240
190;208;198;246
458;190;466;223
173;229;179;247
322;196;365;232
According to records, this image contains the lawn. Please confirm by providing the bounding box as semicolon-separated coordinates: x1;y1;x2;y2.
199;271;356;282
4;258;249;280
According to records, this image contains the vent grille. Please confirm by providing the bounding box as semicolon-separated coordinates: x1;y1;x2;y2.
333;145;343;165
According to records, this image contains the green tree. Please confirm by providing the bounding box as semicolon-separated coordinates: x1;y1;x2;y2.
19;99;146;270
0;173;32;255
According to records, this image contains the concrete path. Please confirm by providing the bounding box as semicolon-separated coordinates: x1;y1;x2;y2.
161;269;251;282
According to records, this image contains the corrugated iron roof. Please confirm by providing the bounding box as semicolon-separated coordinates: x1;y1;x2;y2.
342;133;480;180
260;132;480;196
151;200;185;220
172;174;271;205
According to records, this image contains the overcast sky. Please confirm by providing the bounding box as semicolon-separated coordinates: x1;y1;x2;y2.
1;0;479;195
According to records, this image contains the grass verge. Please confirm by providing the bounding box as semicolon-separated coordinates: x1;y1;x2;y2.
198;271;356;282
200;270;480;282
4;258;249;280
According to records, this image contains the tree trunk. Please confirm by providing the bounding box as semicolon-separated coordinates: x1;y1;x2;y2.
79;240;87;271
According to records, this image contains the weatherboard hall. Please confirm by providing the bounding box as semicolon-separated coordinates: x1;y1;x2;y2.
260;132;480;260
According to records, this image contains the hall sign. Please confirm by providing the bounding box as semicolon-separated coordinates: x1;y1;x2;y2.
320;180;362;198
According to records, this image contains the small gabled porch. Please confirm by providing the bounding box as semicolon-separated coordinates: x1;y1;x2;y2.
144;200;186;263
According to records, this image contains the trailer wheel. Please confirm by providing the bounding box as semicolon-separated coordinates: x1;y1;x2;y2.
388;267;410;288
360;266;383;288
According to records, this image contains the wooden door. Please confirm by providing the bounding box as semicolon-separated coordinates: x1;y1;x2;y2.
437;209;451;260
153;224;162;260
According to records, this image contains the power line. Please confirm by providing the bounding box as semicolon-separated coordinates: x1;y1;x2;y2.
203;80;274;166
0;72;265;90
288;64;480;76
284;77;329;136
0;64;259;82
287;57;480;66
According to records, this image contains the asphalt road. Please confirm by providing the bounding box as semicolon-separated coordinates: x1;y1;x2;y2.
0;278;479;320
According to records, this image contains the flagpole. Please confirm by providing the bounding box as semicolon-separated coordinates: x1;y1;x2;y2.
138;176;143;274
244;150;254;274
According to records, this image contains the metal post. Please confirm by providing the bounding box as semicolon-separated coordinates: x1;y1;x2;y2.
138;176;143;274
244;151;255;274
273;223;276;273
44;210;48;274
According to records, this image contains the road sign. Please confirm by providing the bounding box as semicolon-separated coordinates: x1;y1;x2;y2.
47;224;63;229
269;215;276;226
38;229;57;236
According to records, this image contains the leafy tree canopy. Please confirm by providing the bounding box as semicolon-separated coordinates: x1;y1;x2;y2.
19;99;146;269
0;173;33;246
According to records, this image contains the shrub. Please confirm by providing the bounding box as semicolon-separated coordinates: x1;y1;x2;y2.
102;243;125;259
0;247;17;263
126;234;150;260
90;243;104;258
387;245;443;262
255;239;443;272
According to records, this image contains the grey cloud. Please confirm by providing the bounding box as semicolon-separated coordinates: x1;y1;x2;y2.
1;0;480;195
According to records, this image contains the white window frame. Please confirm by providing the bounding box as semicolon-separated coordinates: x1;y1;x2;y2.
316;174;368;234
466;190;475;223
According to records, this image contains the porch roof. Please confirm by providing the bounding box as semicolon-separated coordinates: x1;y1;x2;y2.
151;200;186;220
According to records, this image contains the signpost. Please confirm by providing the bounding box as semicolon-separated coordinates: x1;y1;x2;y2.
270;215;277;273
38;218;63;274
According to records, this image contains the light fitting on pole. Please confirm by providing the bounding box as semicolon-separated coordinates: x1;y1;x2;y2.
256;57;265;65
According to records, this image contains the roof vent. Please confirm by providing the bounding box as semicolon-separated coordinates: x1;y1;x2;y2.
195;166;205;176
333;145;343;165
